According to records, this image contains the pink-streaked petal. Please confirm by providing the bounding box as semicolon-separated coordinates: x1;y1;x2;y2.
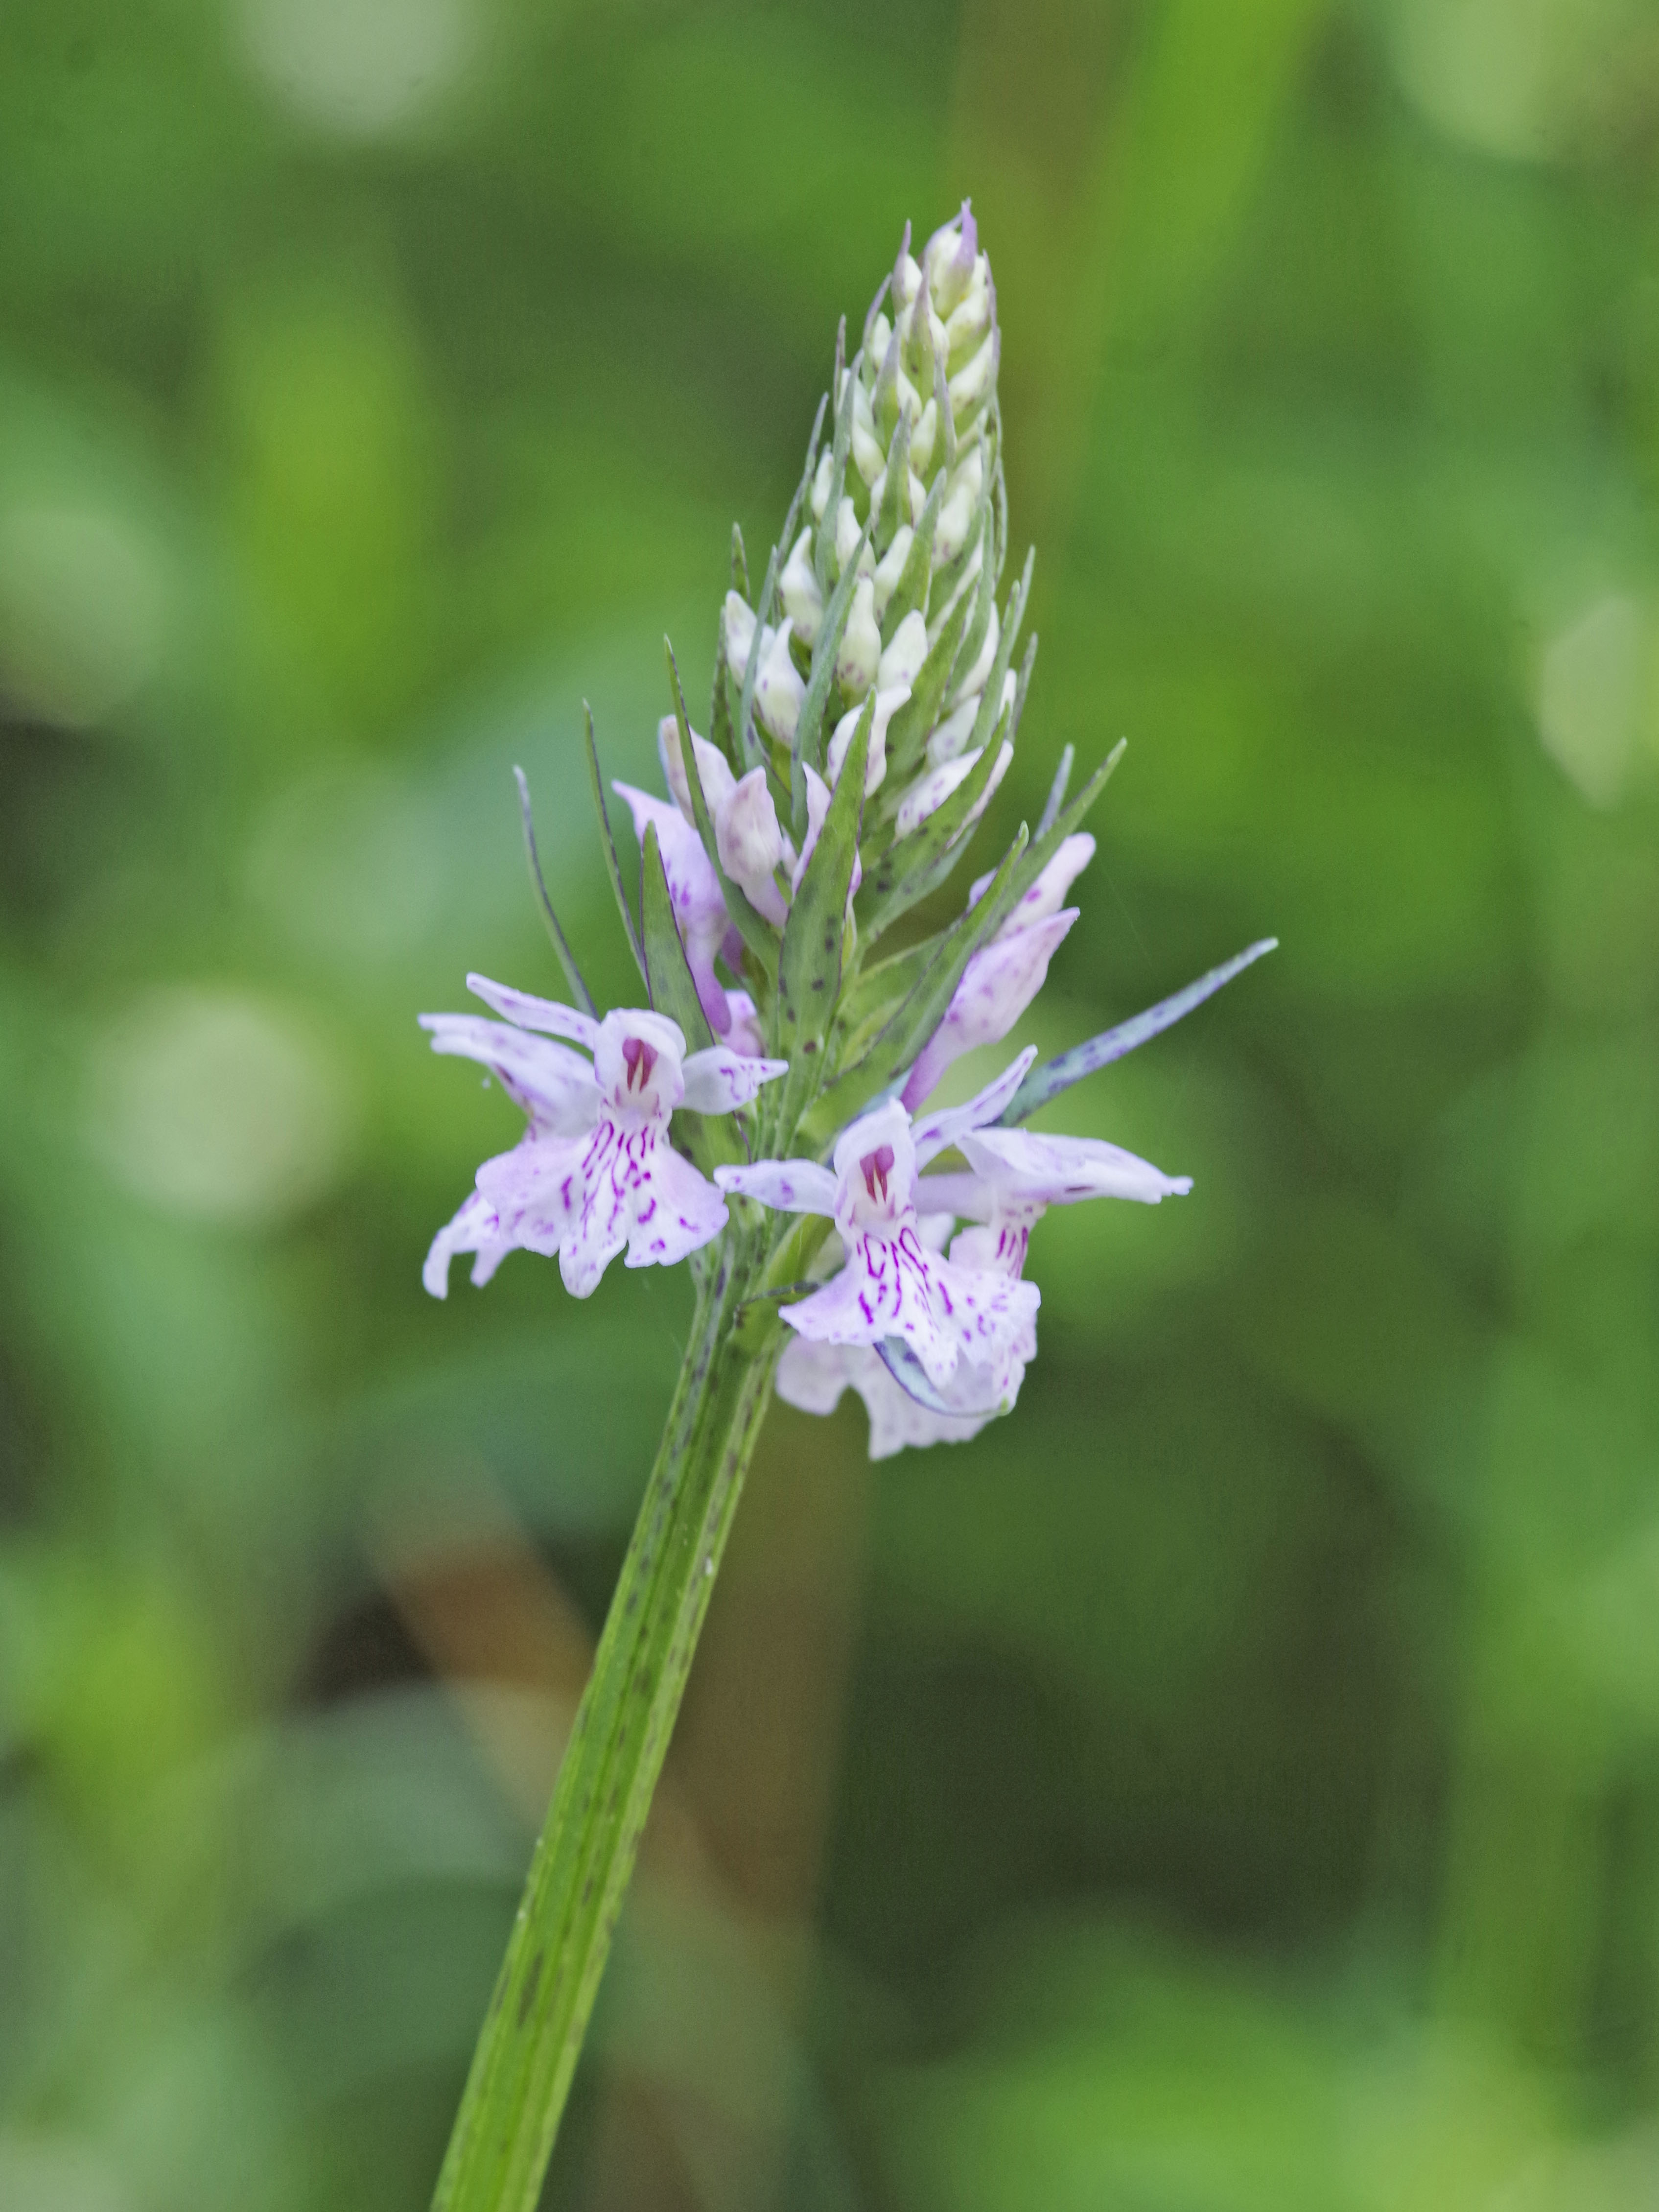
421;1015;599;1135
959;1126;1192;1205
558;1124;629;1298
901;910;1078;1112
621;1130;728;1270
949;1212;1037;1283
680;1046;790;1115
911;1045;1038;1167
464;974;600;1050
714;1159;838;1215
783;1228;963;1387
930;1247;1040;1380
475;1131;588;1248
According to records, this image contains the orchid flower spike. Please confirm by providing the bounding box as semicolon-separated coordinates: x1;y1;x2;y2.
716;1054;1041;1410
421;978;786;1300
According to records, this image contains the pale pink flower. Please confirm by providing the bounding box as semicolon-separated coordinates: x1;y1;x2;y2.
900;832;1095;1111
422;977;786;1300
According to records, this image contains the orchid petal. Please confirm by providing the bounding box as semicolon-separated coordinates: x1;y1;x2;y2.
901;910;1077;1112
465;974;600;1050
969;832;1095;933
714;1159;838;1215
420;1015;598;1135
623;1137;729;1269
680;1046;790;1115
959;1125;1192;1205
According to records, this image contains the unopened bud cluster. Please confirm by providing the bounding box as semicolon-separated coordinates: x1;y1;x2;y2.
724;204;1016;823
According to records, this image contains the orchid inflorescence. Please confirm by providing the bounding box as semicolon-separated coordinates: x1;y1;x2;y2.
425;208;1277;2212
422;203;1274;1457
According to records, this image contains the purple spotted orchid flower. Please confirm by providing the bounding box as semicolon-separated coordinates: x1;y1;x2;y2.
422;976;786;1300
715;1053;1042;1406
772;1076;1192;1458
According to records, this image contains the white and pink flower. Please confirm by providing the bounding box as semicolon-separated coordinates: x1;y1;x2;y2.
901;832;1095;1110
422;977;786;1300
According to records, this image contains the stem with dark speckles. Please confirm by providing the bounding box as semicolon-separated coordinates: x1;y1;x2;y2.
430;1217;782;2212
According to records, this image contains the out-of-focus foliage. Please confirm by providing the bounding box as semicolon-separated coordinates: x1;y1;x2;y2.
3;0;1658;2207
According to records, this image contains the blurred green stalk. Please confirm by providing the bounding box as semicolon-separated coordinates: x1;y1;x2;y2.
431;1220;783;2211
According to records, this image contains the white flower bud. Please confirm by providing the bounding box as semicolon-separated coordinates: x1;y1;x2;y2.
935;444;985;564
871;526;913;621
835;575;881;697
723;590;757;678
826;682;911;795
910;397;938;477
949;329;998;416
927;534;982;645
950;601;999;709
879;608;929;690
835;495;865;578
931;651;1016;766
927;691;979;767
780;527;824;647
944;260;992;364
810;447;834;523
756;617;806;743
852;382;885;486
717;767;789;926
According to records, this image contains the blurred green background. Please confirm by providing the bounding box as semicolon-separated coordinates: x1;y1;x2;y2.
4;0;1659;2206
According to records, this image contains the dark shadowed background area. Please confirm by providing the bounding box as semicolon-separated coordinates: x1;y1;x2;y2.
4;1;1659;2206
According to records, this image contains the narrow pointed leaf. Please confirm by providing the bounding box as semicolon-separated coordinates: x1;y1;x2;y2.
584;702;646;984
1008;632;1037;744
730;522;750;603
881;469;944;640
807;825;1028;1141
874;399;912;555
777;706;868;1124
963;545;1032;760
1036;742;1074;838
948;501;997;705
734;538;782;776
639;822;716;1052
998;940;1279;1128
854;706;1012;944
793;506;875;802
993;738;1125;921
814;333;860;597
709;609;734;764
514;767;596;1017
879;577;976;794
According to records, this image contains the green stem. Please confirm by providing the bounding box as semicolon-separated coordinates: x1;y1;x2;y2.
431;1220;782;2212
